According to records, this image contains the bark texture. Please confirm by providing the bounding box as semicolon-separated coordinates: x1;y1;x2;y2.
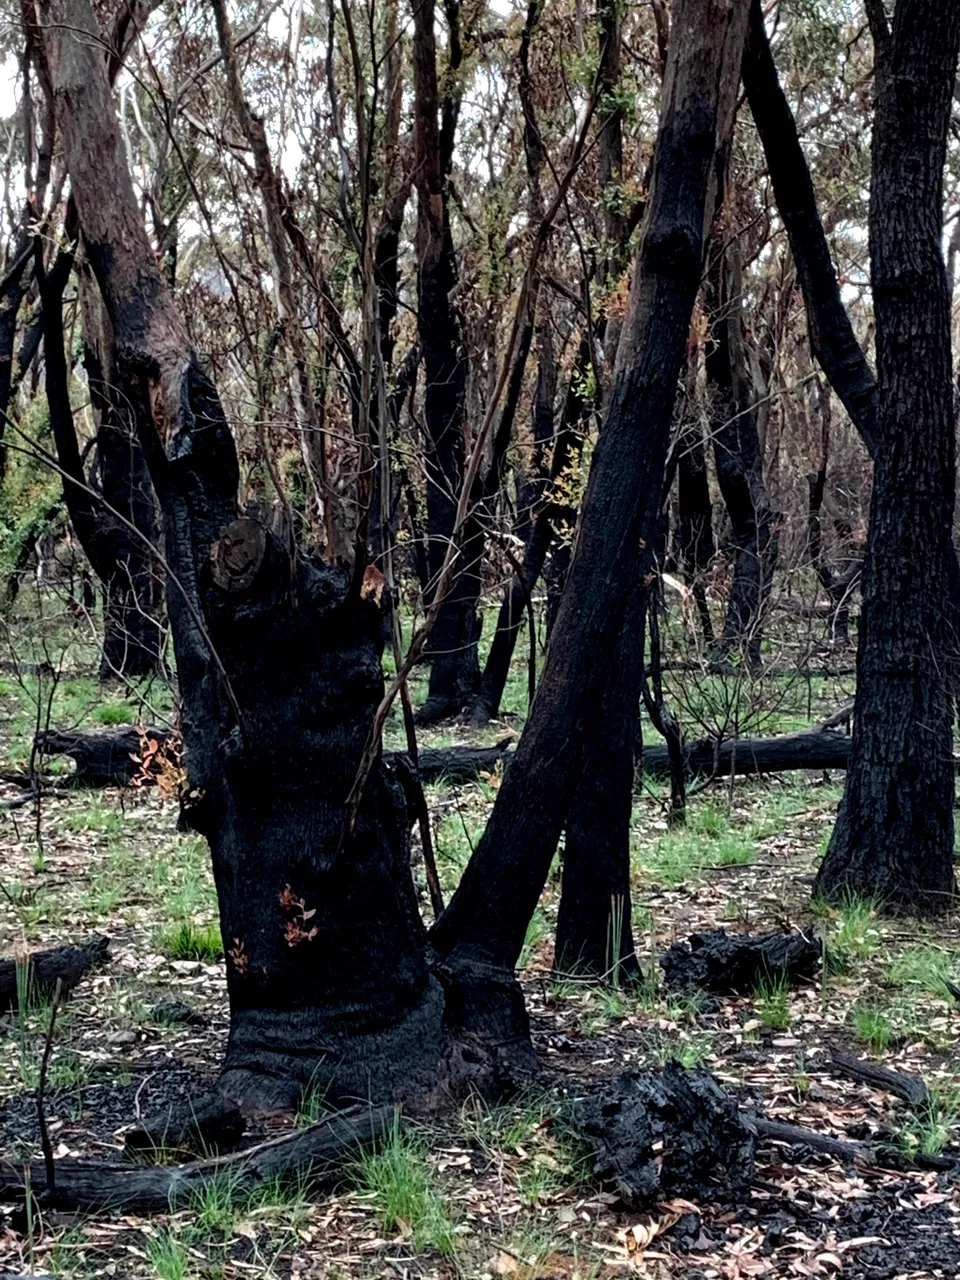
815;0;960;913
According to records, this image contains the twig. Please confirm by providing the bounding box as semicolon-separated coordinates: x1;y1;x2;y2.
37;978;63;1195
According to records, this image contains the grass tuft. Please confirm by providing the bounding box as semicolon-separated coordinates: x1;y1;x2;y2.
158;919;224;962
351;1114;457;1255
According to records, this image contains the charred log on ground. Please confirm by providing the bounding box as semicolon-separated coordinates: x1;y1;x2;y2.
0;1105;390;1214
35;730;515;790
0;935;109;1011
660;928;822;995
573;1064;756;1208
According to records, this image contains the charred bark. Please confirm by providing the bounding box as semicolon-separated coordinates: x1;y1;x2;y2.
80;280;163;677
0;1106;391;1213
659;928;821;994
554;584;643;981
574;1065;756;1208
39;252;162;678
815;0;960;914
431;0;750;978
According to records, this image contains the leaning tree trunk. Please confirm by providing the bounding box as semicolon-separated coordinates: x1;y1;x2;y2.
44;0;535;1112
412;0;482;723
814;0;960;913
431;0;750;976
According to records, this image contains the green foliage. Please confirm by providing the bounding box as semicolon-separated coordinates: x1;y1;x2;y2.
815;892;883;971
638;800;755;887
94;702;136;725
887;945;957;998
898;1088;960;1158
147;1229;188;1280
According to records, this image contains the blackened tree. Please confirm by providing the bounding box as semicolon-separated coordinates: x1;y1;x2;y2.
814;0;960;912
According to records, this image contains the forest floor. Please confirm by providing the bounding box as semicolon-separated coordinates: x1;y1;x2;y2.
1;598;959;1279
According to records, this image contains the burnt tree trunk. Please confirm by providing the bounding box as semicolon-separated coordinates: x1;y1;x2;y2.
431;0;750;977
554;583;644;980
80;277;163;677
39;252;163;679
44;0;534;1112
815;0;960;913
705;235;777;668
413;0;481;723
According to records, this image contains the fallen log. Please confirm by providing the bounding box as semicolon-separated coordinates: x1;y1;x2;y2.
828;1048;929;1108
573;1063;756;1208
34;729;515;789
34;728;167;787
660;928;822;995
0;1104;391;1213
661;727;852;779
0;936;109;1012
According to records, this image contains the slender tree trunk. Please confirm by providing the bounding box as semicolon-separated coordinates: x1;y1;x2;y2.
741;0;878;453
815;0;960;913
676;404;715;646
413;0;481;723
431;0;750;976
554;582;643;980
705;235;777;668
43;0;535;1112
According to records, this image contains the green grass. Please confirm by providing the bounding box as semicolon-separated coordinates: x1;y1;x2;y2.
94;702;136;725
146;1229;188;1280
849;1004;893;1053
815;892;884;971
755;972;791;1031
899;1087;960;1157
188;1173;242;1235
61;799;127;835
887;945;957;997
351;1115;457;1255
637;800;756;887
519;906;549;969
158;919;224;962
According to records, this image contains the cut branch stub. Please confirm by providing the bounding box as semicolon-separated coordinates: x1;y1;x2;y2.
210;518;267;594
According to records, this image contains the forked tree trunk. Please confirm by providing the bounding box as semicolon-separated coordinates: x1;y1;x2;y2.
43;0;534;1112
815;0;960;913
80;277;163;678
432;0;750;976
